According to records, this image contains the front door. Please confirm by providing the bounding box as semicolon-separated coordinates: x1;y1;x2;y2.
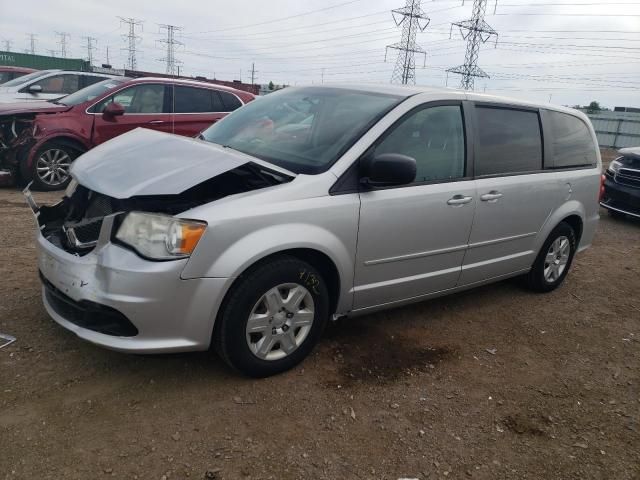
91;83;173;145
459;105;561;285
353;103;476;310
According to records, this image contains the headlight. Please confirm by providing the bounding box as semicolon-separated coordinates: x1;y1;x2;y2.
115;212;207;260
608;159;622;174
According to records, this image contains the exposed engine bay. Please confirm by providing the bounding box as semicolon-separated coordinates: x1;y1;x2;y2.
0;114;37;185
35;163;291;256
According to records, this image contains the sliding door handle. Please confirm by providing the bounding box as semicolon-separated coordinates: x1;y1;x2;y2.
447;195;473;206
480;191;503;202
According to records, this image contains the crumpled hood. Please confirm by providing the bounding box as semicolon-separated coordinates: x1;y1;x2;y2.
0;100;70;116
71;128;292;199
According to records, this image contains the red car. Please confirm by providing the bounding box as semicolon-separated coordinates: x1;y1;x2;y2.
0;77;254;190
0;66;37;84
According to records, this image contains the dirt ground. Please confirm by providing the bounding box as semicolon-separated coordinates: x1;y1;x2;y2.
1;150;639;480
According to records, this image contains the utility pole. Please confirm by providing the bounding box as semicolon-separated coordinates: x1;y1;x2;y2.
106;45;110;65
3;40;12;52
385;0;430;85
321;68;325;84
56;32;70;58
446;0;498;91
26;33;37;54
158;24;183;76
83;36;97;65
118;16;143;70
249;62;258;85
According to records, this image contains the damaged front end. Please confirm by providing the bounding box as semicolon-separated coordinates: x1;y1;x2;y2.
29;162;292;257
0;114;37;186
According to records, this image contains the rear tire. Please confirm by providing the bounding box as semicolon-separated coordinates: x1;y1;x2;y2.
214;255;329;377
526;222;576;293
22;141;83;191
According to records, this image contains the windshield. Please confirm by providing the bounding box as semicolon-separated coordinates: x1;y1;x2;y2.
57;78;128;106
201;87;403;174
1;70;54;88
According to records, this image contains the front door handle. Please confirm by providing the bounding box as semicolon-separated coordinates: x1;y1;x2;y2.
447;195;473;206
148;120;165;124
480;191;503;202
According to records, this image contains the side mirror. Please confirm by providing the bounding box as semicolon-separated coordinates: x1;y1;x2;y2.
361;153;417;188
28;84;43;94
102;102;125;117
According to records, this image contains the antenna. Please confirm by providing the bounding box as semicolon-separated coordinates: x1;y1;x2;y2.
118;16;143;70
446;0;499;91
55;32;71;58
385;0;430;85
158;24;183;76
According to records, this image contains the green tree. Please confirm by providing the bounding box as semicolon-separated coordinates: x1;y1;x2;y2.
586;101;601;114
268;81;275;91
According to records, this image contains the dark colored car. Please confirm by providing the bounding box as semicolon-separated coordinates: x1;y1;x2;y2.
600;147;640;219
0;77;254;190
0;66;38;84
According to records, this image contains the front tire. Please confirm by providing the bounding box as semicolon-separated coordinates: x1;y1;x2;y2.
526;222;576;292
214;255;329;377
24;141;81;191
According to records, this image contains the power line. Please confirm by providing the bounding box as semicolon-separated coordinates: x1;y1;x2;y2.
118;16;143;70
158;24;183;76
26;33;37;55
385;0;430;84
55;32;70;58
447;0;498;90
82;36;97;65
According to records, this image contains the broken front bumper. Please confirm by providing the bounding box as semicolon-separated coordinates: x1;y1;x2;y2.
27;190;229;353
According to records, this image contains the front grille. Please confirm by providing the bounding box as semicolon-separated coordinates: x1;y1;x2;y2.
40;271;138;337
616;168;640;188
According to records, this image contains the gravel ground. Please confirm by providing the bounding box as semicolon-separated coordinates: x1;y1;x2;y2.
1;150;638;479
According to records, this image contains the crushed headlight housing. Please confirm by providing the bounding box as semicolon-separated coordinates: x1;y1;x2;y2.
115;211;207;260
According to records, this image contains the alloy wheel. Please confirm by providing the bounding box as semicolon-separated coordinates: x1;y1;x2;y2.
36;148;71;187
543;235;570;283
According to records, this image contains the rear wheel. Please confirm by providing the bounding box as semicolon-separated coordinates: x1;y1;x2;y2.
526;222;576;292
24;141;82;191
214;255;329;377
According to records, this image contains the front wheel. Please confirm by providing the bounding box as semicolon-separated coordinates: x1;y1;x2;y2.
526;222;576;292
24;142;81;191
214;255;329;377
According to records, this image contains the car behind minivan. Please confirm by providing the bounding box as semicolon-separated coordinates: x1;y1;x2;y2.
28;85;601;377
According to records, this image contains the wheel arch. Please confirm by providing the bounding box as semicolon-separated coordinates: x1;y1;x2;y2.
26;134;90;169
535;201;586;260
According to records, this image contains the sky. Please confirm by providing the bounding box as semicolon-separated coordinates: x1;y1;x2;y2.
1;0;639;108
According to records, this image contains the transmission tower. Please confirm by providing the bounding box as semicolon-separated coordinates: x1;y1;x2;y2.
249;62;258;85
446;0;498;91
56;32;70;58
26;33;37;54
3;40;12;52
118;16;143;70
83;36;97;65
385;0;430;85
158;24;183;76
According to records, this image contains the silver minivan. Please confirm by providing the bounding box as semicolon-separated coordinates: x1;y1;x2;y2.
28;85;601;377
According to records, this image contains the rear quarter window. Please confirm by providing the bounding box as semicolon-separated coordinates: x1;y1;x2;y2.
475;106;543;176
546;110;597;168
174;86;214;113
219;91;242;111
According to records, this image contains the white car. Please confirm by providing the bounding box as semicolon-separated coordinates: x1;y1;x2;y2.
0;69;116;103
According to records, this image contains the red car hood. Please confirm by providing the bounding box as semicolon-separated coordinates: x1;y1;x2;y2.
0;101;71;116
